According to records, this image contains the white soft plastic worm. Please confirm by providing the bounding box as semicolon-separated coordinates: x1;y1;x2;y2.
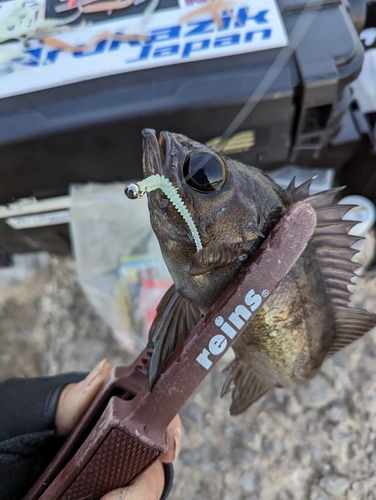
125;174;203;251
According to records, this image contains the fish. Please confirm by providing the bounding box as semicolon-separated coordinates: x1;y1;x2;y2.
131;128;376;415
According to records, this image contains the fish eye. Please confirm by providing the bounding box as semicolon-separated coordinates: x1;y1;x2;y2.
183;149;227;192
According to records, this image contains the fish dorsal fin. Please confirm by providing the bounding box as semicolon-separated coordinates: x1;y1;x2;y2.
190;242;243;276
285;176;316;202
287;180;376;353
221;358;272;415
305;187;345;208
148;284;203;387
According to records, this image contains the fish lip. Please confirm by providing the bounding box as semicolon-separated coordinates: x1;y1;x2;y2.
158;131;171;175
142;128;161;177
142;129;171;178
142;129;194;245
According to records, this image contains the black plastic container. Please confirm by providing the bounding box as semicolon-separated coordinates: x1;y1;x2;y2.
0;0;366;253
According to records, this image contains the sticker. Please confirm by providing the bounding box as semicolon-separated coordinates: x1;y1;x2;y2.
206;129;255;154
0;0;288;99
5;210;71;229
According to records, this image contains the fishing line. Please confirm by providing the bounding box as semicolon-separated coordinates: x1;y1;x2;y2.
216;0;326;149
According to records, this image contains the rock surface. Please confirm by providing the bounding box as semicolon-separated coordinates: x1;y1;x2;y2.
1;255;376;500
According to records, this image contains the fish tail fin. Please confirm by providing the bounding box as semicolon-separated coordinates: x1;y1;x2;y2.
286;179;376;354
221;358;271;415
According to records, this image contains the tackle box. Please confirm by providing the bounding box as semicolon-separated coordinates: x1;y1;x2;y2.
0;0;371;253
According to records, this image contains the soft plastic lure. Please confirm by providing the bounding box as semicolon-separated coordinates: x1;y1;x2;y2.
124;174;203;251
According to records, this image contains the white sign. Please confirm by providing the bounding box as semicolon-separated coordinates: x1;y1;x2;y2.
6;210;71;229
0;0;288;98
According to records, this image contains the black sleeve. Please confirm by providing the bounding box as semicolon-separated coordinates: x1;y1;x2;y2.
0;372;87;500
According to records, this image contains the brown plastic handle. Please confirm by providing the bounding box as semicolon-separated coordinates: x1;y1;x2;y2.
25;349;155;500
38;396;165;499
25;201;316;500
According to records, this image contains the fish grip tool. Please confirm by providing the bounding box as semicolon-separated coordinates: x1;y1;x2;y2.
25;201;316;500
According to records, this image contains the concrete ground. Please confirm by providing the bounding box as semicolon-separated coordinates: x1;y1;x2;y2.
1;254;376;500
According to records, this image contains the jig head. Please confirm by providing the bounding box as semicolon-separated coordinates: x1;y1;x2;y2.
124;183;144;199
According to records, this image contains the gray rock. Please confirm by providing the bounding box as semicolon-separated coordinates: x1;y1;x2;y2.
320;475;350;495
297;374;334;408
0;252;50;289
239;471;256;493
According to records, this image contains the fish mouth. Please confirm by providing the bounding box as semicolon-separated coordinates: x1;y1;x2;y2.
141;129;198;247
142;128;171;178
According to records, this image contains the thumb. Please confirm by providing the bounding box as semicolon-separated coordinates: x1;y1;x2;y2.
55;358;112;436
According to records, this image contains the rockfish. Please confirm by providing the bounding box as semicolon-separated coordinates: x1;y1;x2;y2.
125;129;376;415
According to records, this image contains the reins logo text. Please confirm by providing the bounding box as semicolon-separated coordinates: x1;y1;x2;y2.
196;288;268;370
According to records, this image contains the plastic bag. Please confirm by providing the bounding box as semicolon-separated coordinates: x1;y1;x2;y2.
69;182;172;352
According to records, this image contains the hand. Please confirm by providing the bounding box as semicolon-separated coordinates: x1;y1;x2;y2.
100;414;181;500
55;359;182;500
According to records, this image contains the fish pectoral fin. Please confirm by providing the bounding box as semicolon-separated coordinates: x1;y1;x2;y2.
221;358;271;415
148;284;203;388
190;242;243;276
328;307;376;356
